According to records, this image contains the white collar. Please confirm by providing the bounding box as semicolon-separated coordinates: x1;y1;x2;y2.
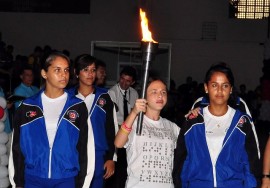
118;84;128;95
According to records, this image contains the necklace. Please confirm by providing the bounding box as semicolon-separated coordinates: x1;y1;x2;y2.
214;120;221;128
207;106;227;128
215;117;224;128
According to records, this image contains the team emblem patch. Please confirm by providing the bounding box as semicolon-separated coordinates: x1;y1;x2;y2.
237;117;246;127
67;110;79;122
26;111;37;118
98;98;106;107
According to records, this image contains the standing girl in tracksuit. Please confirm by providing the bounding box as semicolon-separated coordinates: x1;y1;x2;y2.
9;52;94;188
69;54;116;188
173;63;260;188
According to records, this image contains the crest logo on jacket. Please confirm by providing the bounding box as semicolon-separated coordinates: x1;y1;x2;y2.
98;98;106;107
26;111;37;118
67;110;79;122
237;117;246;128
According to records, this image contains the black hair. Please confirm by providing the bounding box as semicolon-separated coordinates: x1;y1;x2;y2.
74;54;96;76
20;65;34;75
42;51;70;72
120;66;137;81
204;62;238;108
204;62;234;87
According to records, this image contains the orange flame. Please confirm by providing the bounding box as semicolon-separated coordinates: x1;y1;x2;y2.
140;8;157;43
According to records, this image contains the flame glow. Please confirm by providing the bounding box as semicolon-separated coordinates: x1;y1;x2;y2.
140;8;157;43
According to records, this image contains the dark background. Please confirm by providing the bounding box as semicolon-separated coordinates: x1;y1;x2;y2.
0;0;90;14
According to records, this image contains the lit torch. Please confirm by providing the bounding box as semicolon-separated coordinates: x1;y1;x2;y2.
136;8;159;135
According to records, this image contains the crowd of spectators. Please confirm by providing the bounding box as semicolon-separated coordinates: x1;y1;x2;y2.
0;41;73;93
0;39;267;134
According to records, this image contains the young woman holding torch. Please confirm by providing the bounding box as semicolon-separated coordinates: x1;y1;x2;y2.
115;79;180;188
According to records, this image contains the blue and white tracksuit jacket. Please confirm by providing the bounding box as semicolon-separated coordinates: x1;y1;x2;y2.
173;109;260;188
69;86;115;188
9;90;89;188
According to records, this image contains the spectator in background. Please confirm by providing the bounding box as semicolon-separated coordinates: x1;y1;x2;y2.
239;84;248;101
108;66;139;188
95;59;107;87
5;45;14;65
0;44;14;70
11;55;28;91
13;66;39;109
28;46;43;88
109;66;139;126
0;41;5;62
177;76;195;116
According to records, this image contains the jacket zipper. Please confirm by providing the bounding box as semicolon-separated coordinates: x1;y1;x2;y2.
48;147;52;178
213;163;217;187
45;98;72;179
47;108;66;178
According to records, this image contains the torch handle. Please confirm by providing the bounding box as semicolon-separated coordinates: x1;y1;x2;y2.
136;41;158;136
136;60;150;135
136;112;144;135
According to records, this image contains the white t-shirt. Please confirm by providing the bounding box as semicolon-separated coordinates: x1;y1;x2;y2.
76;92;95;113
204;105;235;187
124;115;180;188
42;92;67;148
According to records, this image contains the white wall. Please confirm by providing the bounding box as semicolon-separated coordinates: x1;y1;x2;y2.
0;0;268;90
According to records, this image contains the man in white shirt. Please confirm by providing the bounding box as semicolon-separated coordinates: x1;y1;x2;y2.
109;66;138;124
108;66;138;188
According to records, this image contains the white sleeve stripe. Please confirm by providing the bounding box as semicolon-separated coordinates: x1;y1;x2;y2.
8;131;16;188
82;117;95;188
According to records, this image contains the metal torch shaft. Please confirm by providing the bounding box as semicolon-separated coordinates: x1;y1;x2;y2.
136;59;150;135
136;42;158;135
